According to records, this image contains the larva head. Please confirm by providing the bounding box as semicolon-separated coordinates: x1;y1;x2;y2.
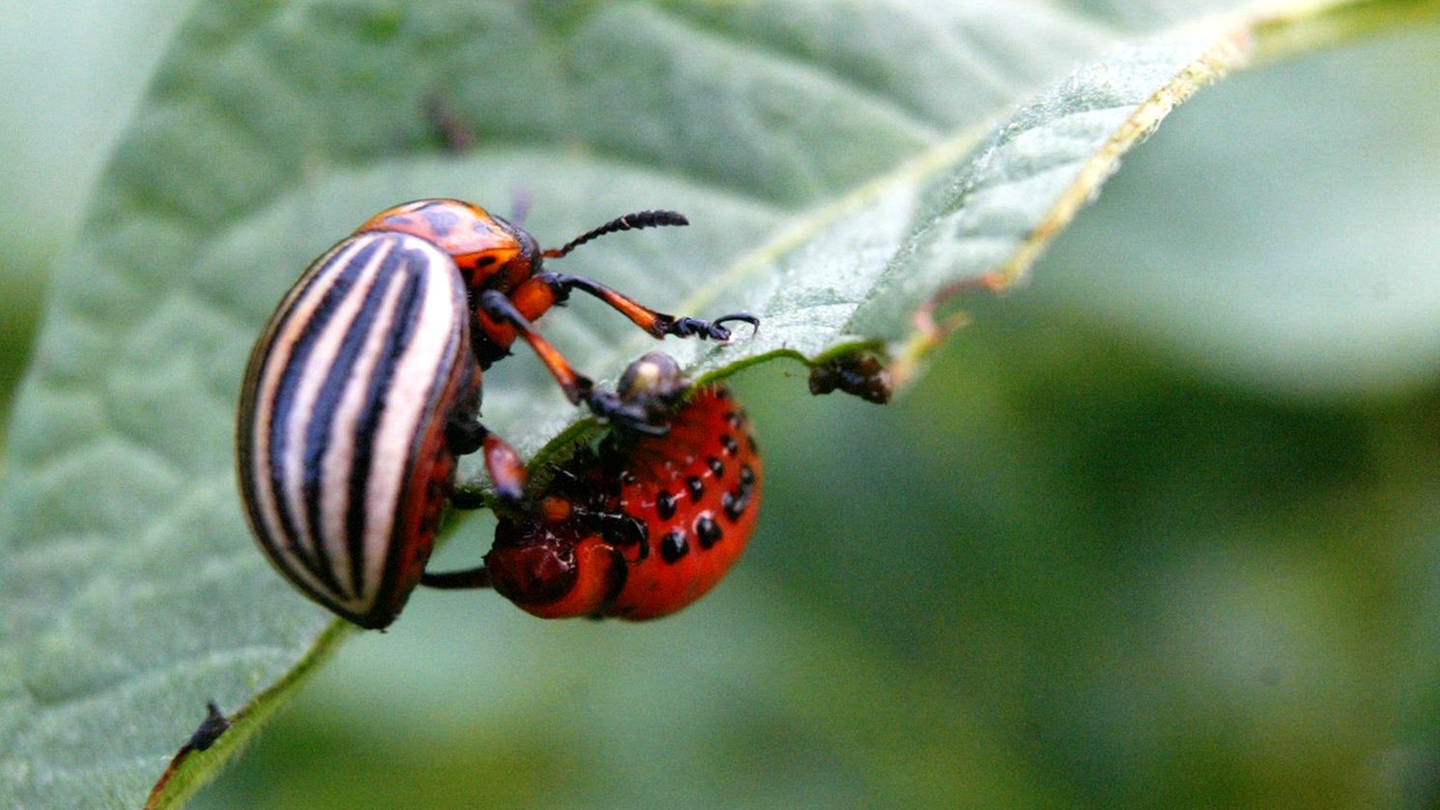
483;352;761;621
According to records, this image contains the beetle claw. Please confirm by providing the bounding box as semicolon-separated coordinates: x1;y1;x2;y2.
664;312;758;341
711;313;760;339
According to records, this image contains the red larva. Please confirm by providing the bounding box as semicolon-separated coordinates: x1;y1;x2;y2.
425;353;762;620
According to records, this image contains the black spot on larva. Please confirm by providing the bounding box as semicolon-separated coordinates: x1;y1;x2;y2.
715;388;732;401
725;411;742;429
696;514;722;548
723;466;757;522
720;435;739;457
620;471;638;486
722;489;751;522
747;434;759;454
686;476;705;501
707;457;724;477
659;529;689;563
720;490;743;518
656;491;678;520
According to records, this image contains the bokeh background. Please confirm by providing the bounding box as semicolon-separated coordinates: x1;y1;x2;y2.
3;7;1438;808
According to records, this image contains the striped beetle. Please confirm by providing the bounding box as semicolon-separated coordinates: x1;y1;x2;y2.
237;199;756;628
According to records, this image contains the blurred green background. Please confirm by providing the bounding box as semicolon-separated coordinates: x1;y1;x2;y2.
3;7;1438;809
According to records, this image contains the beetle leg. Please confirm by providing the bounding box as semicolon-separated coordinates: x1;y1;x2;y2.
535;272;758;341
476;289;593;401
572;507;647;550
443;417;486;457
420;566;493;590
482;431;528;508
475;289;667;431
424;429;527;592
444;413;528;509
583;389;670;436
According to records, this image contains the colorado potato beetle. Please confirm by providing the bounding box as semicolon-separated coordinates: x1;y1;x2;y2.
238;200;755;628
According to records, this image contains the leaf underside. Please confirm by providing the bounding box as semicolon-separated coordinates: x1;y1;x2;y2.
0;1;1427;806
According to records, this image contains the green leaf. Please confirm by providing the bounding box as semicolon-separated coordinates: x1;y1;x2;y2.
0;1;1432;807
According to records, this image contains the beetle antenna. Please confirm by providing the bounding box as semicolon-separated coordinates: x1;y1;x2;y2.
543;210;689;259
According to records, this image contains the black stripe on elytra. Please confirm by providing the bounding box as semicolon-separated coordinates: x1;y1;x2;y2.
268;237;382;592
339;244;433;600
296;239;403;597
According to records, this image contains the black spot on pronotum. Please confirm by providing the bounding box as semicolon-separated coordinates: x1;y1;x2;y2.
660;529;689;563
695;514;722;548
420;206;461;237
